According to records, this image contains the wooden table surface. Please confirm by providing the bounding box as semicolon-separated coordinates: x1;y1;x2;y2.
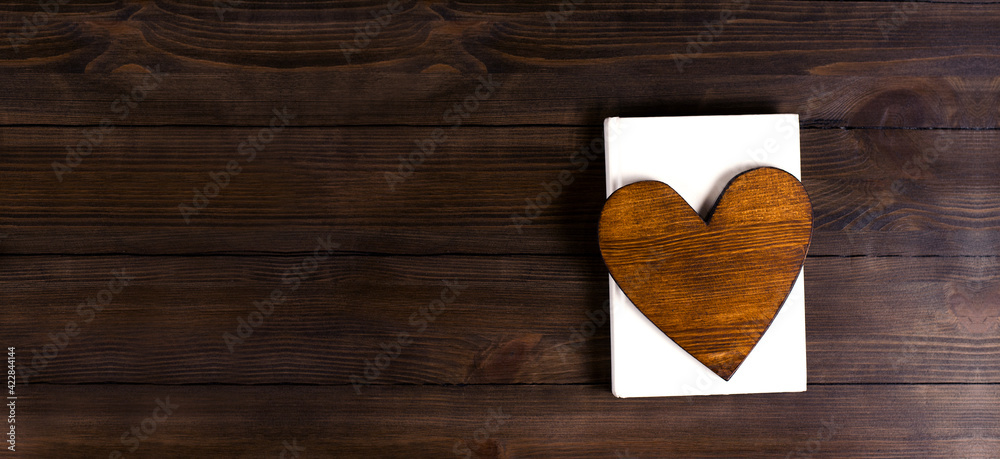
3;0;999;457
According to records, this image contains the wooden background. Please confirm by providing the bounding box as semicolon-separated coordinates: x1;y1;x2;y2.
2;0;999;457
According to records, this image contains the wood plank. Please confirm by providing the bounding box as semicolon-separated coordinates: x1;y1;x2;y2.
1;127;997;256
1;74;993;128
2;255;998;385
1;2;999;127
2;1;993;457
3;0;989;73
806;255;1000;383
15;384;1000;457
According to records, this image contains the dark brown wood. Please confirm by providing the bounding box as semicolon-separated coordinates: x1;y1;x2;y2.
2;0;997;455
599;168;812;379
4;255;996;386
3;1;1000;128
1;74;995;128
17;384;1000;458
2;128;999;257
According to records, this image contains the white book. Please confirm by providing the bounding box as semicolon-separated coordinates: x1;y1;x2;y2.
605;114;807;398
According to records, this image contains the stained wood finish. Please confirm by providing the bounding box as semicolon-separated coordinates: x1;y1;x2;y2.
2;74;998;128
599;169;812;379
2;256;1000;385
2;0;997;456
17;385;1000;458
2;128;1000;257
3;2;1000;128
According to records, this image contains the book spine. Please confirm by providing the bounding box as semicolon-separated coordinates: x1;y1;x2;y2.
603;117;620;197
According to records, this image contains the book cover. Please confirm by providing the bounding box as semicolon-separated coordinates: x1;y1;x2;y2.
605;114;807;398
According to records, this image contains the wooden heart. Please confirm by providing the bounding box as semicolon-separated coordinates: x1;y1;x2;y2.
599;167;812;380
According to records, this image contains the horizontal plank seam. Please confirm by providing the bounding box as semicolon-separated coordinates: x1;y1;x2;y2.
19;382;1000;386
2;124;1000;130
0;253;996;258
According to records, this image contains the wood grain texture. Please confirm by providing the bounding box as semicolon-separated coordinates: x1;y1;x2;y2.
2;0;996;455
2;127;998;256
16;384;1000;458
3;0;996;75
3;255;1000;385
2;74;998;128
3;2;1000;127
599;169;812;379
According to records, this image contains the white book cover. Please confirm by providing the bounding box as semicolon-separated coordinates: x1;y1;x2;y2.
605;114;807;398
